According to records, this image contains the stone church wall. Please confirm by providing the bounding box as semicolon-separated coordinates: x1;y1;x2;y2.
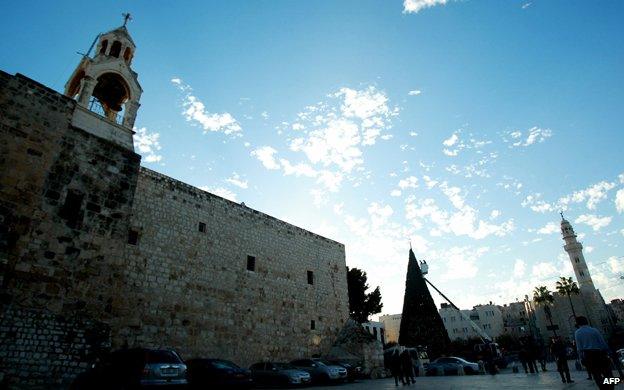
117;167;349;366
0;71;349;386
0;72;141;387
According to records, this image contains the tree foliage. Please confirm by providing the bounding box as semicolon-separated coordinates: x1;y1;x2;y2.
556;276;580;317
347;267;383;323
533;285;557;336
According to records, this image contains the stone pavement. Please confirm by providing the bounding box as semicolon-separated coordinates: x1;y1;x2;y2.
311;362;622;389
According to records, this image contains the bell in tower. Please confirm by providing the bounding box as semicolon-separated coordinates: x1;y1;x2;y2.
64;17;142;130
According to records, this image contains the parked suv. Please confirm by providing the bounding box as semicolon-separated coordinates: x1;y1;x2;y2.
70;348;187;389
290;358;347;383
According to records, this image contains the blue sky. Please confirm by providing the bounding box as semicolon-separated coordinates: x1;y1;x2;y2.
2;0;623;317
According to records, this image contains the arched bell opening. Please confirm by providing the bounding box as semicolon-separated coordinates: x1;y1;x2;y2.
109;41;122;58
123;47;133;65
66;70;85;99
99;39;109;55
89;72;131;123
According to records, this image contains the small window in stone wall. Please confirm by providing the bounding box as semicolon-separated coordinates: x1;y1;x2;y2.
198;222;206;233
307;270;314;285
59;189;84;229
247;255;256;271
128;230;139;245
310;320;316;330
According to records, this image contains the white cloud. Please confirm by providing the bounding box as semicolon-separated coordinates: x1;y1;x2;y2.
522;2;532;9
403;0;449;14
226;173;248;189
559;181;616;210
172;78;242;136
575;214;612;231
280;159;317;178
490;210;501;220
438;246;487;280
443;133;458;147
409;131;419;137
506;127;552;148
251;146;280;170
408;90;422;96
404;190;515;240
398;176;419;190
532;261;558;279
537;222;559;235
608;256;624;274
133;127;163;163
391;189;402;197
615;189;624;213
514;259;526;278
200;186;238;202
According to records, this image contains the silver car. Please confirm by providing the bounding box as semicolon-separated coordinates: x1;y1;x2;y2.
290;358;347;383
250;362;311;386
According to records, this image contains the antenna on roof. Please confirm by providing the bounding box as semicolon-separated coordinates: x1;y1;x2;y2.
77;33;100;58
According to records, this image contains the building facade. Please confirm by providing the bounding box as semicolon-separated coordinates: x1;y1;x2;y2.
0;25;349;387
361;321;385;344
438;303;505;341
379;314;401;344
607;299;624;326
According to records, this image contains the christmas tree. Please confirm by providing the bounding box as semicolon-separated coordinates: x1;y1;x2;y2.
398;248;450;358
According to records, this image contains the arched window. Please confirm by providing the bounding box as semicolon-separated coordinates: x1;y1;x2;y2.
99;40;108;55
123;47;132;64
109;41;122;58
91;72;130;123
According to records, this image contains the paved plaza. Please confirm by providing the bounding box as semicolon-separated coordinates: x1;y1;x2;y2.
312;362;622;389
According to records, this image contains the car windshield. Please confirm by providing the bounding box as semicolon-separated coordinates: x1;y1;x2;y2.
146;350;181;364
274;363;296;370
313;359;330;366
211;360;240;369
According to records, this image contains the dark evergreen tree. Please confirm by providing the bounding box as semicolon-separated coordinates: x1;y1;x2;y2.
347;267;383;323
398;248;450;358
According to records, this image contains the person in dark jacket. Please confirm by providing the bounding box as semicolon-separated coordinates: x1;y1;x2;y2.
400;349;415;385
550;336;573;383
390;348;404;386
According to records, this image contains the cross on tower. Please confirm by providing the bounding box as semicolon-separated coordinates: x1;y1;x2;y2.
122;13;132;27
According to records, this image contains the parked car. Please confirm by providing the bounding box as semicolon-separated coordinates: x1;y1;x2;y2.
617;349;624;366
424;361;462;376
249;362;311;386
186;358;253;388
326;360;363;382
430;357;480;374
70;348;187;389
290;358;347;383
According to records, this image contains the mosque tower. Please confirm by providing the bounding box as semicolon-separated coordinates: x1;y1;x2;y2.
560;212;595;290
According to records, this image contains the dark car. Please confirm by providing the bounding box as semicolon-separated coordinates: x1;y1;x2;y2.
326;360;363;382
70;348;187;389
424;361;462;376
187;358;253;388
290;358;347;383
249;362;311;386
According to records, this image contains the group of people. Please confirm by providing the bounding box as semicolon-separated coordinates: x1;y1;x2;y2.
522;315;618;389
389;347;417;386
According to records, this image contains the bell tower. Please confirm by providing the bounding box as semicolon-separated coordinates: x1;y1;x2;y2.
561;213;595;290
64;18;142;133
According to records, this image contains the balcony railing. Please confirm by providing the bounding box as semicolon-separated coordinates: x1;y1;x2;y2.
88;97;123;125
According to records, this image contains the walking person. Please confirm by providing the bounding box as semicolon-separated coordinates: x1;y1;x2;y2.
390;347;404;386
400;348;415;385
526;338;539;374
574;316;614;389
551;336;574;383
519;342;529;373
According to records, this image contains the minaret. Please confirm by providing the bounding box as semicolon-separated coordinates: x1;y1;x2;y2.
560;213;595;290
64;18;143;136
